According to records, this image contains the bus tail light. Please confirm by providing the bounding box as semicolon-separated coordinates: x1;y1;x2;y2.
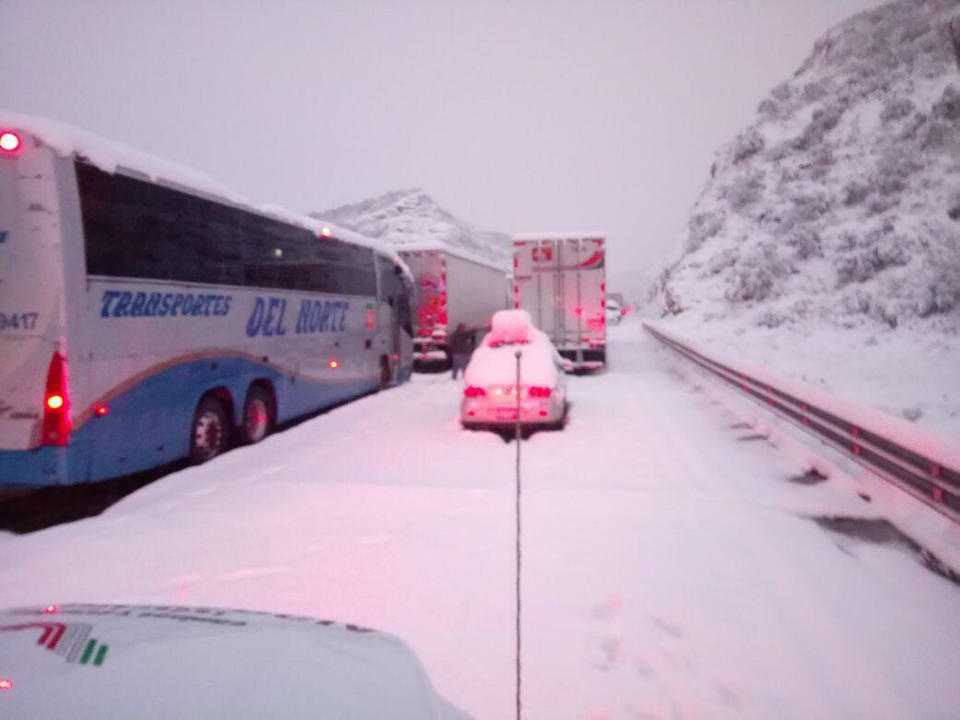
41;352;71;446
464;386;486;397
0;131;21;153
529;386;552;398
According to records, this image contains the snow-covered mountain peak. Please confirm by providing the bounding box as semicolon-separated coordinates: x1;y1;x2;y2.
311;189;510;266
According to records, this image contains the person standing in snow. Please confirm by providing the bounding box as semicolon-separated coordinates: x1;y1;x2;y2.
449;323;475;380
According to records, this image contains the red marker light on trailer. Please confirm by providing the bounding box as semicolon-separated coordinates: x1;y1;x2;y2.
0;679;12;690
329;360;339;369
0;131;21;152
44;604;57;614
95;404;109;417
46;394;65;410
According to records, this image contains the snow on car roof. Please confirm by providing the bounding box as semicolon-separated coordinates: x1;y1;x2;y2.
0;110;413;280
486;309;534;346
466;310;559;387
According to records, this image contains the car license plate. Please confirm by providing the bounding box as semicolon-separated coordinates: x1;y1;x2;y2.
496;407;517;421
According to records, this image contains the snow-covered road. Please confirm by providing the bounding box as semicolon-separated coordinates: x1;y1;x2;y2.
2;322;958;718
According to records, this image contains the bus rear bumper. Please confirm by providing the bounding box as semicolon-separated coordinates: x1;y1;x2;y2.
0;446;71;489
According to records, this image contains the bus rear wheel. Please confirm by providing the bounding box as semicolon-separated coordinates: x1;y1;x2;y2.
241;385;274;444
190;396;230;464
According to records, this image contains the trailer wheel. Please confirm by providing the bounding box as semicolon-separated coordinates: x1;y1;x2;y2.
189;395;230;463
240;385;275;444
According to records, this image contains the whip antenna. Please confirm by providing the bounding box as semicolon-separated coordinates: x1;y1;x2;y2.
514;348;522;720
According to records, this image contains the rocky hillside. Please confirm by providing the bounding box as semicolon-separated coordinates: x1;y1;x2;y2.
312;189;511;266
655;0;960;333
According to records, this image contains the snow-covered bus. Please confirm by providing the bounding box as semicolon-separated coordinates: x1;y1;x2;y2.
0;115;414;489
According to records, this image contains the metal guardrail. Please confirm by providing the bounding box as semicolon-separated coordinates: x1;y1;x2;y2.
644;323;960;522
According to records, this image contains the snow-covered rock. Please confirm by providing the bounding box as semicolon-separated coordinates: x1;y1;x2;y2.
649;0;960;436
657;0;960;330
311;189;511;266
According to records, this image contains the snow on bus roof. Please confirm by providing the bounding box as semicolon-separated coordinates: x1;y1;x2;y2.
0;110;412;279
0;110;241;202
512;231;606;241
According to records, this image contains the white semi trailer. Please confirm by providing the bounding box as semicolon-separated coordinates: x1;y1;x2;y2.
513;232;607;370
398;247;509;362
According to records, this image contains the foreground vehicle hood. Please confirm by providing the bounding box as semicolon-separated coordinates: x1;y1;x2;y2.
0;603;467;719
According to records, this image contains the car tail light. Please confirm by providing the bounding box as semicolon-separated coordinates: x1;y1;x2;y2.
464;386;486;397
529;386;552;398
41;351;71;446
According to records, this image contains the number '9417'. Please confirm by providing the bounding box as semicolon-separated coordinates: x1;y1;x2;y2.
0;312;39;331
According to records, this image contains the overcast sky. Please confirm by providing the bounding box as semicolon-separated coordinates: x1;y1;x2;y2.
1;0;883;293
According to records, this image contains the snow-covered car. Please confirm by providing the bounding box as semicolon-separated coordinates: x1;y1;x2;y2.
461;310;568;429
0;603;467;720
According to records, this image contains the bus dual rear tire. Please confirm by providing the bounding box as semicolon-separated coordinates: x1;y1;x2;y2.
189;396;230;464
241;385;275;445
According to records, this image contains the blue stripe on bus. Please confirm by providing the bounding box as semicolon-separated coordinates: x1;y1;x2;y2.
0;356;379;488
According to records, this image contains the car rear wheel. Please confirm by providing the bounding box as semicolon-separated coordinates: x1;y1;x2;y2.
551;401;569;430
189;396;230;463
240;386;274;444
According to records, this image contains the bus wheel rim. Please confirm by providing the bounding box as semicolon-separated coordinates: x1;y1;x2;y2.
245;398;269;442
195;411;223;458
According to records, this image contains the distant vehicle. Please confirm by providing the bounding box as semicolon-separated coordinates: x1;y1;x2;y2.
512;232;606;371
605;297;623;325
605;291;625;308
461;310;568;430
399;247;509;364
0;116;414;489
0;603;467;719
